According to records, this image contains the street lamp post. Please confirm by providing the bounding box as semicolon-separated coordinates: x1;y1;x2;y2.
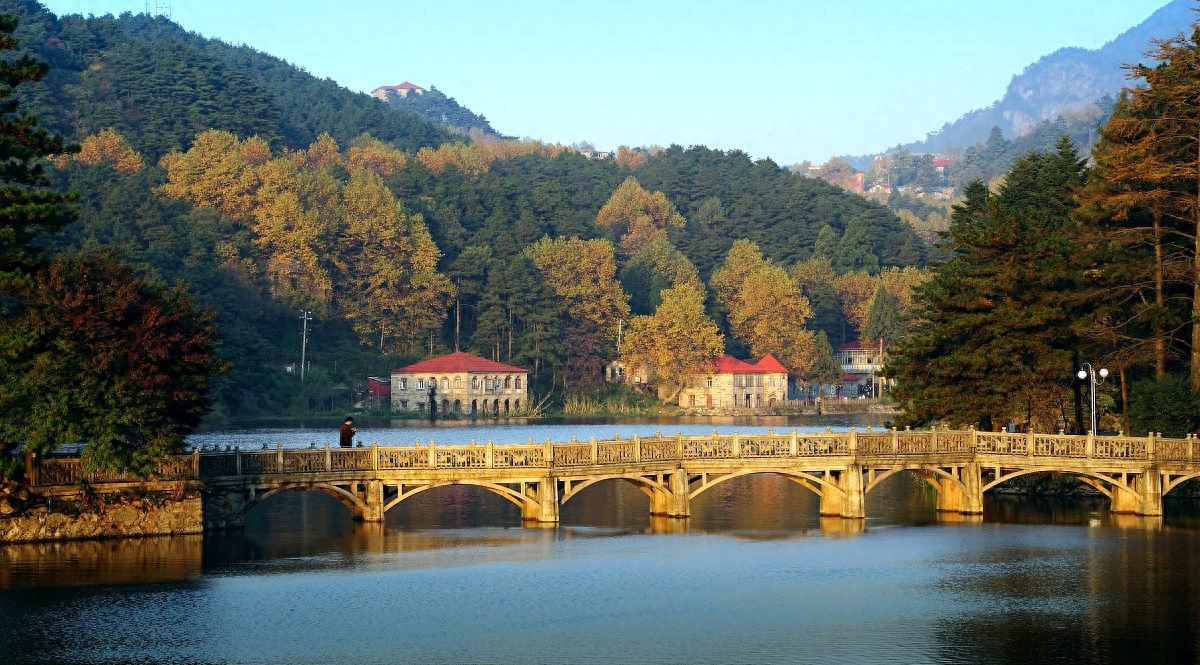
1077;362;1109;434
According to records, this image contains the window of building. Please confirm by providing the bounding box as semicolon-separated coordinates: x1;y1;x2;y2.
400;400;408;410
505;376;512;388
416;379;424;390
399;378;407;390
472;377;480;390
706;377;713;388
441;378;449;390
454;377;462;389
417;402;425;413
485;378;493;390
515;377;522;389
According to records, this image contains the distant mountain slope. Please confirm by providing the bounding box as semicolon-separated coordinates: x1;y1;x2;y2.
0;0;454;159
372;82;501;137
908;0;1193;155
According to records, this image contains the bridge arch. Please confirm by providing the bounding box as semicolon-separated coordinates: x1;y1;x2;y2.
688;469;841;501
559;474;669;505
981;468;1136;502
865;466;963;495
244;483;366;518
382;479;531;514
1163;472;1200;497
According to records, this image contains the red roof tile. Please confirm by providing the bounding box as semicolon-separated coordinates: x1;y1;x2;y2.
754;353;787;373
709;354;788;374
392;351;526;375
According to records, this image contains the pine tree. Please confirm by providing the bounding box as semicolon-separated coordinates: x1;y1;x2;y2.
0;14;74;288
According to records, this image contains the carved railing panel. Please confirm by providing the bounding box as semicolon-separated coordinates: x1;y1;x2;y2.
436;447;486;469
37;459;86;485
154;457;195;480
856;434;892;455
239;452;279;475
493;446;545;468
936;432;971;453
1093;437;1146;460
553;444;592;467
976;433;1027;455
199;453;237;477
284;450;327;473
597;442;637;465
683;438;733;459
639;439;677;462
1156;437;1191;462
376;448;426;470
740;436;791;458
1034;435;1085;458
797;436;847;456
896;433;933;454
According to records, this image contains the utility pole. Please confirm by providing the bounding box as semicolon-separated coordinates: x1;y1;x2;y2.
299;310;312;382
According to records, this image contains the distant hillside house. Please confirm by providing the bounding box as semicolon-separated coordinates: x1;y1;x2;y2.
371;82;425;101
677;355;788;409
390;351;527;416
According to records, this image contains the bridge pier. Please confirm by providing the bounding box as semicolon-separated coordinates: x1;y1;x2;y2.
202;486;247;530
934;464;983;514
360;480;385;522
522;479;560;523
819;465;864;519
667;469;691;518
1111;469;1163;516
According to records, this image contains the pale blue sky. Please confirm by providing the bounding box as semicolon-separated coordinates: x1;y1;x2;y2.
41;1;1172;164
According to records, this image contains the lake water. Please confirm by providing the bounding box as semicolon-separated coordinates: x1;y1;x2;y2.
3;418;1199;664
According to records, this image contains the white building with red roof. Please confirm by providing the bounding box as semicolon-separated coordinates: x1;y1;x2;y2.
390;351;528;416
371;82;425;101
676;354;789;410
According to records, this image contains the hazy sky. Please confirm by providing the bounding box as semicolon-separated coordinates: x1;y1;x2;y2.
41;0;1172;164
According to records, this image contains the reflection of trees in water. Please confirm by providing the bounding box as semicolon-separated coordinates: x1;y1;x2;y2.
1;536;202;588
932;526;1200;665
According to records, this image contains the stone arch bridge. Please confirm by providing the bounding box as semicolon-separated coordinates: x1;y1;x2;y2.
28;429;1200;528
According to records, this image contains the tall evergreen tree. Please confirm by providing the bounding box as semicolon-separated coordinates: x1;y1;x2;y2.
0;13;74;290
890;140;1087;431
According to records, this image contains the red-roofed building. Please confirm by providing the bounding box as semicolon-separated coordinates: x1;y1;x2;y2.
677;354;788;410
390;351;528;416
371;82;425;101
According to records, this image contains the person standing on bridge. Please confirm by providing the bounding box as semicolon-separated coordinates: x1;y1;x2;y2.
339;417;357;448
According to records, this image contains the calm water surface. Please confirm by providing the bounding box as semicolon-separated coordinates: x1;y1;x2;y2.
3;419;1199;664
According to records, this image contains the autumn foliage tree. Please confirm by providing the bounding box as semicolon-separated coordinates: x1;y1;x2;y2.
619;281;724;399
711;239;816;379
596;177;686;257
526;236;631;385
0;252;223;475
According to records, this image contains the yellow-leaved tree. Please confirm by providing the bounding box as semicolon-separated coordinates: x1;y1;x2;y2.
711;239;816;377
159;129;258;223
337;169;454;352
595;177;685;257
526;236;631;384
620;281;724;400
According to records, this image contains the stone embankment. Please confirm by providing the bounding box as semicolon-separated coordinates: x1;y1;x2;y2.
1;488;202;543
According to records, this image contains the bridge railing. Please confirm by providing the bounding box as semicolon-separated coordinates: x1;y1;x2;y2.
24;429;1200;487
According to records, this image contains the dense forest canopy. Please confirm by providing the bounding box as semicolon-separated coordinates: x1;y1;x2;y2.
0;1;928;423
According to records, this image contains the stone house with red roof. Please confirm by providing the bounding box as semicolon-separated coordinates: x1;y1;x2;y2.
390;351;528;416
371;82;425;101
676;354;789;410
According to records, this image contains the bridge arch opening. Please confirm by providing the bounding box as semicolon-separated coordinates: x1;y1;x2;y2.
242;484;366;526
559;475;662;525
383;481;527;528
1164;474;1200;498
688;470;827;528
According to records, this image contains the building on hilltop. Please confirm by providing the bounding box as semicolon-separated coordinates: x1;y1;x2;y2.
371;82;425;101
676;354;788;410
390;351;527;416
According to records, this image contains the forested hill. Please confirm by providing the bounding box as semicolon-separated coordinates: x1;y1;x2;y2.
375;85;500;138
0;0;454;159
12;1;926;423
906;0;1192;156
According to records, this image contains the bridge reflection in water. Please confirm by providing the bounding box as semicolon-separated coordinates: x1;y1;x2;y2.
30;428;1200;529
